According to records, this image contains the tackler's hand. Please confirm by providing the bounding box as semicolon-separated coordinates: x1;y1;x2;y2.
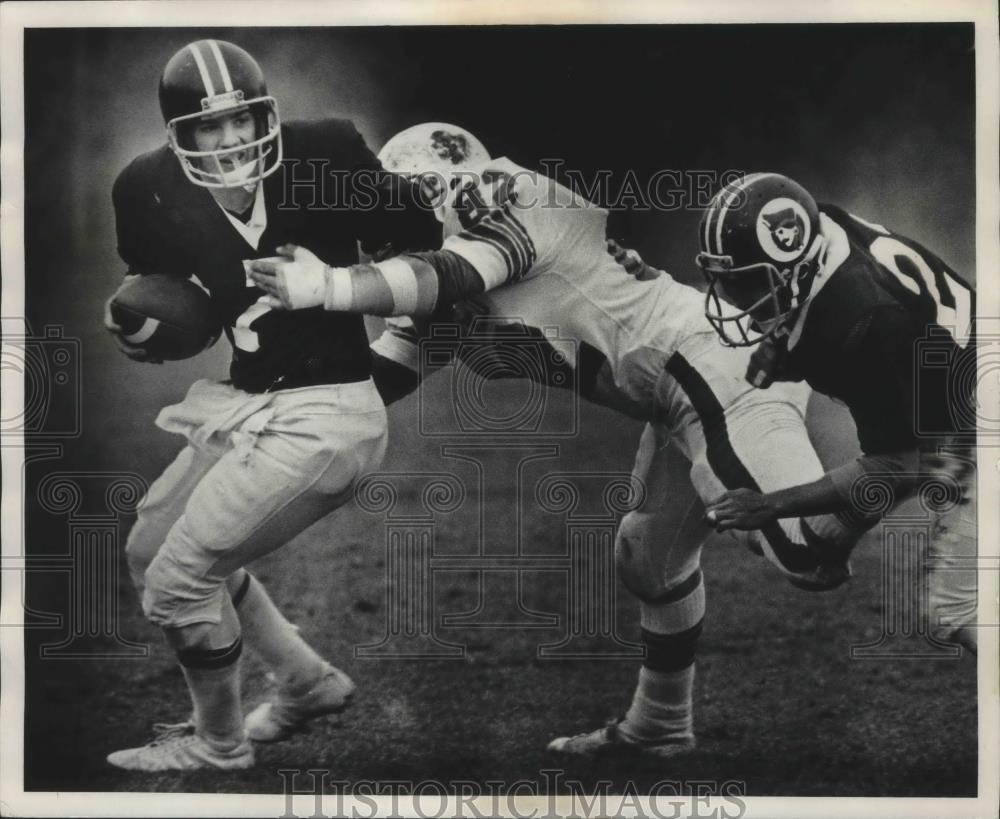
746;336;789;388
704;489;777;532
247;244;329;310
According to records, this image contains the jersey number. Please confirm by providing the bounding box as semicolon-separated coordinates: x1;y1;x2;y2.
869;236;973;348
233;297;273;353
455;170;516;230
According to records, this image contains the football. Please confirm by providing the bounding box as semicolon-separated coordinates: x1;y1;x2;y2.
110;274;220;361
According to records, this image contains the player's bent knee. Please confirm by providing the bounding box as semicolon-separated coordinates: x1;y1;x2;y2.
615;513;664;602
141;553;226;632
164;620;221;652
124;529;160;591
618;549;699;604
619;561;667;603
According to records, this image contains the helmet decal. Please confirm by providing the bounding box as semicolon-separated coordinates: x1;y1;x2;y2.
756;197;811;263
430;130;476;165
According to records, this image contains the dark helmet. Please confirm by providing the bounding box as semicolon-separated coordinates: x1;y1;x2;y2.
696;173;822;346
159;39;282;188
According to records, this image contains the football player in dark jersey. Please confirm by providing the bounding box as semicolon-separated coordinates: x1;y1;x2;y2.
698;173;977;653
102;40;439;770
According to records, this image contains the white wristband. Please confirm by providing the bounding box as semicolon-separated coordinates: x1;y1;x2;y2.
321;266;353;312
270;259;326;309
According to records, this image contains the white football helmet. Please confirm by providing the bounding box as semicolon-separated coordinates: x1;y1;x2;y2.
377;122;490;218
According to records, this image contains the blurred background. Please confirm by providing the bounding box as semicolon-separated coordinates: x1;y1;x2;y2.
23;24;975;468
20;24;976;795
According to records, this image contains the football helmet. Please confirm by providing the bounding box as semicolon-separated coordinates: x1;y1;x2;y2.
377;122;490;217
159;40;282;189
696;173;822;346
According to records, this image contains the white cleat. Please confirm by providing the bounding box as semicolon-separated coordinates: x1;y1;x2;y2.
106;722;254;771
547;720;695;759
245;665;356;742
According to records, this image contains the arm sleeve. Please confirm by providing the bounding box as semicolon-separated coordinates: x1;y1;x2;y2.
442;171;608;290
441;204;538;290
325;249;486;317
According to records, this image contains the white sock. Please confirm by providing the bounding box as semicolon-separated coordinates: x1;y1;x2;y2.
232;572;329;695
177;638;245;748
618;569;704;744
619;665;695;743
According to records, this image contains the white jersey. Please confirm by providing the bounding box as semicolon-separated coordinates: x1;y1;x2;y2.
434;157;713;406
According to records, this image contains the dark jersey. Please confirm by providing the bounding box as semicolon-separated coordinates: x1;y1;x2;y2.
113;119;440;393
783;204;975;454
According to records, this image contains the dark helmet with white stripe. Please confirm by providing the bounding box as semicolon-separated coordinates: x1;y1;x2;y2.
159;39;282;188
696;173;822;346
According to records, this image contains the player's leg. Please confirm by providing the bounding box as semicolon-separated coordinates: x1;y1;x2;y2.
724;394;864;590
616;506;704;751
109;387;387;769
661;338;852;589
124;443;217;594
124;441;341;728
160;400;384;737
233;391;387;740
666;333;861;588
226;569;330;692
924;447;977;653
549;424;705;757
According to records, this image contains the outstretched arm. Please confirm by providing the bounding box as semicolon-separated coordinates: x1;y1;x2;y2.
247;243;486;318
704;474;845;532
702;448;922;532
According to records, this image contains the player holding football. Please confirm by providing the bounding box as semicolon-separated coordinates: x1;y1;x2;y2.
697;173;978;652
102;41;438;770
249;124;870;759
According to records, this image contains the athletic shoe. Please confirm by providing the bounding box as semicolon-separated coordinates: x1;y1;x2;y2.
106;721;254;771
245;665;355;742
547;719;695;759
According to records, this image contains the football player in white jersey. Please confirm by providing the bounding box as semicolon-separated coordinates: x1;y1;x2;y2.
248;124;868;758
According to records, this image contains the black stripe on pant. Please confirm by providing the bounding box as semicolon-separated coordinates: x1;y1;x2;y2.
664;353;819;574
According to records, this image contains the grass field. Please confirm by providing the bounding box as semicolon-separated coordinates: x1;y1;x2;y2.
18;24;978;803
23;387;978;797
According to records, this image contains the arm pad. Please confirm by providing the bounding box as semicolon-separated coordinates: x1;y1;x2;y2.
326;250;487;317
